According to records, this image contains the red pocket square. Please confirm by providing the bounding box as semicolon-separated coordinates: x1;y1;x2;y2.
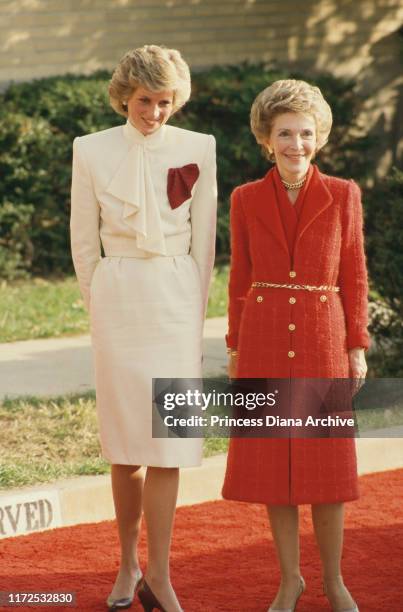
167;164;200;209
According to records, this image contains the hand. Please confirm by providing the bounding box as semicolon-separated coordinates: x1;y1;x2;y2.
348;347;367;395
227;353;238;379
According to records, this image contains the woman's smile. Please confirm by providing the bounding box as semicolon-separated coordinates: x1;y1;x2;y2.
142;117;160;127
284;154;305;160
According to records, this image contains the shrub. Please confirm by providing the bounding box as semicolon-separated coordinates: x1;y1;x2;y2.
365;168;403;375
0;201;34;279
0;74;120;278
2;72;118;136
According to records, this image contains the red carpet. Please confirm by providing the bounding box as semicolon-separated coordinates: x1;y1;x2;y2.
0;469;403;611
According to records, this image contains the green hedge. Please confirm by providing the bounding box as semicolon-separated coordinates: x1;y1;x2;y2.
0;74;120;279
0;63;375;278
365;168;403;376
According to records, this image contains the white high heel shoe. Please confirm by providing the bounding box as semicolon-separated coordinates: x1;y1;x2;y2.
268;576;306;612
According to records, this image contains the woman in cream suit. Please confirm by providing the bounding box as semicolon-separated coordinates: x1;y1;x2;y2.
70;45;217;611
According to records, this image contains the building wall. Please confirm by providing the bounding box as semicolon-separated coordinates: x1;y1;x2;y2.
1;0;402;172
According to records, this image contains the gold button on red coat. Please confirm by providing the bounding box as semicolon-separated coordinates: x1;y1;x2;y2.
288;323;296;331
320;295;327;302
289;297;296;304
257;295;264;303
288;350;295;358
289;270;296;278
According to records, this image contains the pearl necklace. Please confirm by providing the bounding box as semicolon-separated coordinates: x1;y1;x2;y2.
281;175;307;190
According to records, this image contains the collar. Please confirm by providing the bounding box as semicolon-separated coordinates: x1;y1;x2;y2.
122;119;167;148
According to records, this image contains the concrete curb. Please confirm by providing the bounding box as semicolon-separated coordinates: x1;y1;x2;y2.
1;439;402;540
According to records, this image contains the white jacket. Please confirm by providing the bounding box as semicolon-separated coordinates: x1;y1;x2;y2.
70;119;217;311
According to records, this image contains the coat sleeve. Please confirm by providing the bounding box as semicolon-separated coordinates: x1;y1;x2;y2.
70;137;101;311
225;186;252;349
190;134;217;318
338;179;370;350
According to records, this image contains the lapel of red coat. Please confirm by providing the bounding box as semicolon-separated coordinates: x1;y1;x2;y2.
252;167;290;260
294;165;333;252
252;165;333;263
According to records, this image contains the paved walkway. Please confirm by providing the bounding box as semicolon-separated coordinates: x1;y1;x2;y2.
0;317;228;399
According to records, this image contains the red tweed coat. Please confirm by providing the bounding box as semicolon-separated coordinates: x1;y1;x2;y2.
222;165;370;505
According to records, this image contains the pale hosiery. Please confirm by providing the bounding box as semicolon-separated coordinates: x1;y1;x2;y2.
109;465;183;611
312;503;357;610
143;466;183;612
109;465;143;601
267;504;357;610
266;505;303;609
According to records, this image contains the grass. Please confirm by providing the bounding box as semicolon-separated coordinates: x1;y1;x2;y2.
0;392;229;490
0;266;229;343
0;277;89;343
206;265;228;318
0;392;107;489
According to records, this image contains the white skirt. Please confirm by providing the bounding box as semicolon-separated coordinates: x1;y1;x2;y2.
89;254;204;467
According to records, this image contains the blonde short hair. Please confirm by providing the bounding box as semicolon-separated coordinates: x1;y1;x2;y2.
250;79;332;160
109;45;191;117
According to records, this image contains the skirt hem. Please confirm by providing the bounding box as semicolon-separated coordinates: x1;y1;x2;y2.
221;489;359;506
102;453;203;469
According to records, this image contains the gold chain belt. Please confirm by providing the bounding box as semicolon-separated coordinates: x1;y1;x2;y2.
251;282;340;292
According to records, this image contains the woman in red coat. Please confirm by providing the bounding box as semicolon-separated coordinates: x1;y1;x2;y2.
222;80;369;612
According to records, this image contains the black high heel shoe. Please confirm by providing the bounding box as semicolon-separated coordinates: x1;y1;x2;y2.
106;568;142;610
137;579;167;612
